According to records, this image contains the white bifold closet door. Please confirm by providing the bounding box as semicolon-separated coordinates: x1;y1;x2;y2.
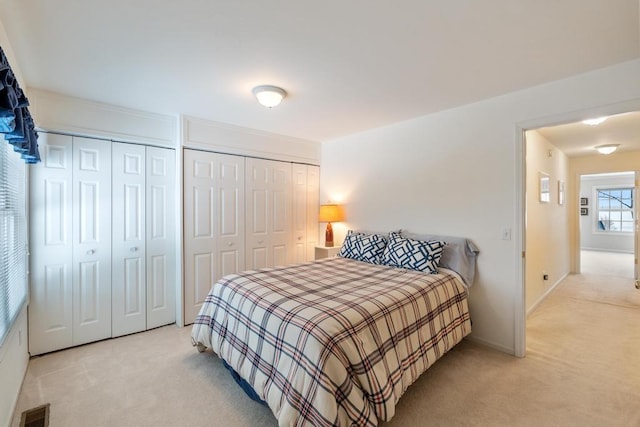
145;146;177;329
72;137;112;346
112;143;146;336
245;158;292;269
292;163;308;264
30;134;176;355
29;133;74;354
30;134;112;353
112;142;176;337
183;149;245;324
292;164;320;263
306;165;320;260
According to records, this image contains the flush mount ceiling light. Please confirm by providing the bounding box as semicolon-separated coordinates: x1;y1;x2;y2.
582;117;608;126
252;85;286;108
595;144;619;155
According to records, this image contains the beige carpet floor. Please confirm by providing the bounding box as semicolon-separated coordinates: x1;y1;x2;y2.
11;273;640;427
580;249;634;278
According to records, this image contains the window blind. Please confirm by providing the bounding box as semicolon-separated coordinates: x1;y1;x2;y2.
0;137;27;346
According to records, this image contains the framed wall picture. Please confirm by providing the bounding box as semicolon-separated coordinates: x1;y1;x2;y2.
539;172;550;203
558;180;565;206
580;197;588;206
580;207;588;216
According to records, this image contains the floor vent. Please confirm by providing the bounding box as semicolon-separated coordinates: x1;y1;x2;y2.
20;403;50;427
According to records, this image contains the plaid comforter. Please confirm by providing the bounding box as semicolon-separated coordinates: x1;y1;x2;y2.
191;257;471;426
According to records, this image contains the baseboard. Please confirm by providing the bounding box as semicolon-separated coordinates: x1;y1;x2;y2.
526;272;568;317
581;247;633;254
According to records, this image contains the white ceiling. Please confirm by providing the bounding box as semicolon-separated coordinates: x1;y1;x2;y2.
0;0;639;142
536;111;640;157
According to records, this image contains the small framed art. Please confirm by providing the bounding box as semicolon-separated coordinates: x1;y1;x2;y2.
580;197;588;206
580;207;588;216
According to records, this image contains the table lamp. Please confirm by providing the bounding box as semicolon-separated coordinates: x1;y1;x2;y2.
318;204;345;247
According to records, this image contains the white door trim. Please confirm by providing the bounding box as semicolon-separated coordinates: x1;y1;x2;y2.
515;99;640;358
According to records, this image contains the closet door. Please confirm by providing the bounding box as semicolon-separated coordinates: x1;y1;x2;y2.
184;150;245;324
216;154;245;280
245;158;292;269
184;150;216;324
146;146;176;329
306;165;320;261
29;133;74;355
292;163;308;264
72;137;112;346
112;142;146;337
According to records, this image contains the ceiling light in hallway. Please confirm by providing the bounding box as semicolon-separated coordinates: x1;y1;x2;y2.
595;144;619;154
582;117;608;126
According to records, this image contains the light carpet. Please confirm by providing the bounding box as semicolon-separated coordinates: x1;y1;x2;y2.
580;250;634;278
11;273;640;426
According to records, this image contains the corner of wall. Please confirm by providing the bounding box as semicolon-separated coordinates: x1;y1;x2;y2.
524;130;571;313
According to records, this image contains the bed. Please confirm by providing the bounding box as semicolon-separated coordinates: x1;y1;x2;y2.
191;231;478;426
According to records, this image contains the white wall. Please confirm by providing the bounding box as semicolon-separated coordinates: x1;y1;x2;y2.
0;308;27;427
524;131;570;314
579;173;634;253
182;115;320;165
321;58;640;354
29;88;177;148
0;16;29;427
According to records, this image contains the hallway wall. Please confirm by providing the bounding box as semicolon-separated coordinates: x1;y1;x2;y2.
525;130;570;313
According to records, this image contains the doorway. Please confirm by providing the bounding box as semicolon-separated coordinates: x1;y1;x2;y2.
578;172;635;279
520;109;640;357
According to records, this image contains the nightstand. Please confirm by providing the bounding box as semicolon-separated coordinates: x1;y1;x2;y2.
314;246;340;260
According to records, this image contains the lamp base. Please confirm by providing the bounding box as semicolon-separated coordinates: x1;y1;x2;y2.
325;222;334;247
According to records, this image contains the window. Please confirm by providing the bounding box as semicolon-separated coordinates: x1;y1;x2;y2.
596;188;634;233
0;140;27;346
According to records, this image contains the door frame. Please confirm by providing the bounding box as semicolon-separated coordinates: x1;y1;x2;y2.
515;99;640;358
635;171;639;288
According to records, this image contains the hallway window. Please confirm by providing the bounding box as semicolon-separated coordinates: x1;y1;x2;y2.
597;188;633;233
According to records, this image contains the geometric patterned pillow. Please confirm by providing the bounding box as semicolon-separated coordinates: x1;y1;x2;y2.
381;232;446;274
337;230;388;264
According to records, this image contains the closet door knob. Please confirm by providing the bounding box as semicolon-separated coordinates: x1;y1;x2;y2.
130;247;138;252
228;242;234;247
258;240;264;245
86;249;95;255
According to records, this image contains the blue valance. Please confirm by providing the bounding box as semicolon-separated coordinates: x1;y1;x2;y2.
0;46;39;164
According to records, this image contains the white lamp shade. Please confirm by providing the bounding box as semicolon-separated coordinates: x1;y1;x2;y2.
252;85;286;108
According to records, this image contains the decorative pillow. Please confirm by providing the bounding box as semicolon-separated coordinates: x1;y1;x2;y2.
381;232;446;274
337;230;387;264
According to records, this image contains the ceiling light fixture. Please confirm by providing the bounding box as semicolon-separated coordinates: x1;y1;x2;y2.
252;85;286;108
595;144;619;155
582;117;608;126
